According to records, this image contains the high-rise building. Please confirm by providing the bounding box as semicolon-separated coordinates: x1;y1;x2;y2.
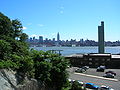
39;36;43;43
53;38;55;42
98;21;105;53
33;37;36;42
57;32;60;41
30;37;32;42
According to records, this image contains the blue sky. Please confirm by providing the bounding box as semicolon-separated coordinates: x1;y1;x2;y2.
0;0;120;41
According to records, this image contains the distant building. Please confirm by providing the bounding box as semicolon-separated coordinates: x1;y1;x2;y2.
30;37;32;42
57;32;60;46
33;36;36;42
57;32;60;41
98;21;105;53
52;38;55;44
39;36;43;43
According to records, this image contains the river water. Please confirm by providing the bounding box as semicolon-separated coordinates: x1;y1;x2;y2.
30;46;120;56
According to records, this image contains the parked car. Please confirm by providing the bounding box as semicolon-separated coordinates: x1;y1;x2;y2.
103;73;114;78
68;78;72;82
100;85;114;90
77;80;84;86
85;83;99;89
75;68;86;73
105;71;116;76
82;66;89;70
96;66;106;72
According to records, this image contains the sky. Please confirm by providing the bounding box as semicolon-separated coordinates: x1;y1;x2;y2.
0;0;120;41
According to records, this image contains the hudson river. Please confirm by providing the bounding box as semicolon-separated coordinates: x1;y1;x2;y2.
30;46;120;56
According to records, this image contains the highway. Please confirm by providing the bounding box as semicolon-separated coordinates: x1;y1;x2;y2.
68;68;120;90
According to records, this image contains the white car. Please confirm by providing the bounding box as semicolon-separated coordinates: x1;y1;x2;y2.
77;80;84;86
100;85;114;90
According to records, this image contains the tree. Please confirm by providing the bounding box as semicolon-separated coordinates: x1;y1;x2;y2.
0;12;34;78
0;12;13;37
30;49;69;89
20;33;28;42
0;40;12;60
70;81;86;90
49;56;69;90
12;19;23;39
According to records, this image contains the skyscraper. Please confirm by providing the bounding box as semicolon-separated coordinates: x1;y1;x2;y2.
57;32;60;42
39;36;43;43
98;21;105;53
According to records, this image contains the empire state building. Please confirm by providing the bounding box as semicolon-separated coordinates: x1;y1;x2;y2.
57;32;60;41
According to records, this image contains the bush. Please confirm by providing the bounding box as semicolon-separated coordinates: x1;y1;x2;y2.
70;81;86;90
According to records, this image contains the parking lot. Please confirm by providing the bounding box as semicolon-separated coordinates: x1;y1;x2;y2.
68;67;120;80
67;67;120;90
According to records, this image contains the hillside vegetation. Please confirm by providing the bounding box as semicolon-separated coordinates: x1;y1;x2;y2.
0;12;70;90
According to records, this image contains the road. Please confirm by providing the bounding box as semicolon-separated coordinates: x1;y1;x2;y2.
68;68;120;90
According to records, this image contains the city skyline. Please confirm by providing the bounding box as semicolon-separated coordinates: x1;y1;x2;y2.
0;0;120;41
27;32;120;47
28;32;120;43
28;32;120;42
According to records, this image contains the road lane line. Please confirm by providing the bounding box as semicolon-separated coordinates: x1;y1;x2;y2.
74;72;119;82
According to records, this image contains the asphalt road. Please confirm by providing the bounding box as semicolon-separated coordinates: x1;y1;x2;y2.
68;67;120;90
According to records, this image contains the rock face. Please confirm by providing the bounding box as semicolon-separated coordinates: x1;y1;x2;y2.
0;69;17;90
0;69;43;90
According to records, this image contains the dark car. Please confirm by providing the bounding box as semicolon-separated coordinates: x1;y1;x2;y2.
96;66;105;72
85;83;99;89
75;68;86;73
82;66;89;70
103;73;114;78
105;71;116;76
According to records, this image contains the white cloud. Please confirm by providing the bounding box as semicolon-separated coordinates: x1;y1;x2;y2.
23;26;27;30
38;24;44;27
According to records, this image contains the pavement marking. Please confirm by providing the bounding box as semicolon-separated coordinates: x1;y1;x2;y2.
74;72;119;82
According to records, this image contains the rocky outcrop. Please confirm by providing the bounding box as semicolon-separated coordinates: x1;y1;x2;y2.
0;69;43;90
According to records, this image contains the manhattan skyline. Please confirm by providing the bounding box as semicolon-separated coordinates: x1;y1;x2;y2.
0;0;120;41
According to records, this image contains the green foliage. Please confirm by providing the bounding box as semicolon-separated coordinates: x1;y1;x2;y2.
30;49;70;89
0;12;70;89
20;33;28;42
0;12;34;78
12;19;23;38
18;56;34;77
0;60;18;69
0;12;13;37
0;40;12;60
50;56;69;89
35;61;52;82
70;81;85;90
